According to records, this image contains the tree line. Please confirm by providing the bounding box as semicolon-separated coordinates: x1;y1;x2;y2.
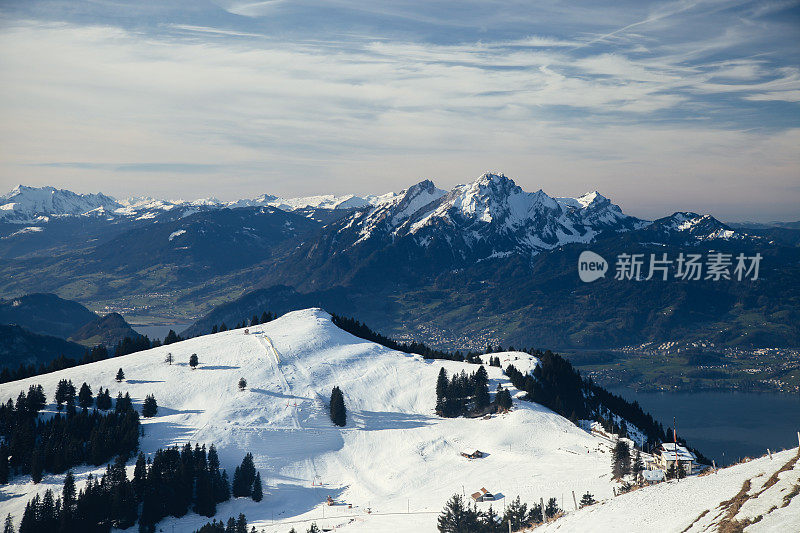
14;442;260;533
437;493;563;532
210;311;276;335
0;384;141;485
434;366;510;417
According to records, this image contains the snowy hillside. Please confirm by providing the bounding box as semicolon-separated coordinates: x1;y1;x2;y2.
0;309;797;532
0;309;620;532
537;448;800;532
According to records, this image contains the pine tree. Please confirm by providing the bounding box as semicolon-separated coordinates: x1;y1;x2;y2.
165;353;174;365
438;494;481;533
612;440;631;479
62;470;76;513
211;325;218;334
96;387;112;410
250;316;259;327
195;468;216;517
260;311;269;323
116;368;125;382
435;368;448;415
238;378;247;391
2;514;14;533
220;323;228;332
235;514;247;533
142;394;158;417
78;382;93;409
329;386;346;427
252;472;263;502
545;497;560;519
190;354;199;369
164;330;180;345
232;466;244;497
579;492;596;507
502;496;530;531
632;449;644;480
474;366;490;411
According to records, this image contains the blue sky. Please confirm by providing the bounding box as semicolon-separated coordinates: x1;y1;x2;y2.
0;0;798;221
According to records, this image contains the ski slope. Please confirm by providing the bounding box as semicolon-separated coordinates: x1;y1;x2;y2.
0;308;796;532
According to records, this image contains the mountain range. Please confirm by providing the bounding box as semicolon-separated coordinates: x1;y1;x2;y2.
1;173;798;353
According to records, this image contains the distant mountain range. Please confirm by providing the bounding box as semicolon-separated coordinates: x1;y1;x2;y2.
1;173;798;350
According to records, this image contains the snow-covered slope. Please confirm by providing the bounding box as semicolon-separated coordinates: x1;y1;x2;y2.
0;309;617;532
0;309;796;532
537;448;800;533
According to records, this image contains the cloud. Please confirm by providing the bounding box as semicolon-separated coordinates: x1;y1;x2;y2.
0;0;797;221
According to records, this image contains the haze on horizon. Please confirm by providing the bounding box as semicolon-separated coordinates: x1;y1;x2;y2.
0;0;798;222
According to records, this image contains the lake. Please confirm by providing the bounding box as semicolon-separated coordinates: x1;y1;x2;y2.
608;388;800;466
131;323;192;342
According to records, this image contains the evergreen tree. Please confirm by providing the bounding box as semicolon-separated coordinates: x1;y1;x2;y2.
437;494;480;533
164;330;180;345
142;394;158;417
96;387;112;410
632;449;644;480
238;377;247;391
78;382;93;409
165;353;174;365
260;311;269;323
116;368;125;382
219;323;228;332
579;492;596;507
211;325;219;334
612;440;631;479
190;354;199;369
252;472;263;502
250;316;259;327
435;368;448;415
474;366;490;410
133;452;147;500
2;514;13;533
545;497;560;519
502;496;530;531
329;386;346;427
62;470;76;513
194;468;216;517
235;514;247;533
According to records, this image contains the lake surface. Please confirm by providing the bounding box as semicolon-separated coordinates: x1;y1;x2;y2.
608;388;800;466
131;323;191;342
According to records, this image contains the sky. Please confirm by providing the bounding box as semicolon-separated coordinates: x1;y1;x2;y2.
0;0;798;222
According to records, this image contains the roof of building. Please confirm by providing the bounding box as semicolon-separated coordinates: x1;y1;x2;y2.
660;443;696;461
642;469;666;482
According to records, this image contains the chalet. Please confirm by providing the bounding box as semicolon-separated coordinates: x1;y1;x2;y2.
654;443;696;475
461;450;485;459
641;469;666;484
470;488;494;502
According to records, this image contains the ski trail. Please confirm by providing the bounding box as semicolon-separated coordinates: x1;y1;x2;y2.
254;333;322;489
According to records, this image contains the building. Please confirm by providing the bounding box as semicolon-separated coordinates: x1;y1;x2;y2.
461;450;485;459
470;488;494;502
654;443;696;474
641;469;666;484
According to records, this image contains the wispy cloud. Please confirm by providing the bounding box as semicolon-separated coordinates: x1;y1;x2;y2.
0;0;797;220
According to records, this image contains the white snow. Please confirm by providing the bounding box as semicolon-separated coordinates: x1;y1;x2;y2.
168;229;187;241
0;309;614;532
0;308;795;532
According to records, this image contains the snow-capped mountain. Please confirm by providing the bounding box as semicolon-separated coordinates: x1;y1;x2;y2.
634;211;750;245
0;185;382;224
327;172;645;262
0;185;120;223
